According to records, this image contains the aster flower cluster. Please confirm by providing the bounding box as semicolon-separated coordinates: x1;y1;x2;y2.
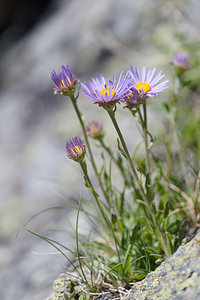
51;63;169;109
80;67;168;109
51;64;169;163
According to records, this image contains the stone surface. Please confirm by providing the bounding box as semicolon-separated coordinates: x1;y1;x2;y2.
46;273;87;300
123;232;200;300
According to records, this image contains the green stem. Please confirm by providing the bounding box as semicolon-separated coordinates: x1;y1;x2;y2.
79;161;111;232
108;108;171;257
108;109;146;200
142;101;151;175
70;95;111;208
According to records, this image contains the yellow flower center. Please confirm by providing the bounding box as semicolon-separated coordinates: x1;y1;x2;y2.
135;82;151;93
71;146;83;156
67;77;71;85
60;77;72;89
60;80;66;88
127;92;134;101
99;88;115;98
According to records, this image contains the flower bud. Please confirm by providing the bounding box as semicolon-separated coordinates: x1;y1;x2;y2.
66;137;86;162
86;121;103;139
51;64;78;95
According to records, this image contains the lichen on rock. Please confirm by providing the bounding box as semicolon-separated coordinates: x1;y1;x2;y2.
46;273;87;300
123;232;200;300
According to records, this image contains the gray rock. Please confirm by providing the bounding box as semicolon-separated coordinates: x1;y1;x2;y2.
123;232;200;300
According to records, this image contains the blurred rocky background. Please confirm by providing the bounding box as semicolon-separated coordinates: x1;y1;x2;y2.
0;0;199;299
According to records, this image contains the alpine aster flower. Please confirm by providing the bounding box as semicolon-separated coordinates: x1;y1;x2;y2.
172;52;190;69
80;72;133;109
86;121;103;139
129;66;169;99
66;137;86;162
51;64;78;95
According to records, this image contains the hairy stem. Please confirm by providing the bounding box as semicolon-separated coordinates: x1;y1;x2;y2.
142;101;151;175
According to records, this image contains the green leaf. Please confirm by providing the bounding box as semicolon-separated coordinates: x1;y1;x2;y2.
138;178;142;187
27;230;81;277
83;176;90;189
117;218;124;234
132;272;146;280
93;242;116;256
145;173;151;191
137;160;146;175
117;138;127;159
108;263;124;275
148;140;154;151
164;201;169;219
111;213;117;224
163;102;170;112
79;292;90;300
123;244;133;274
130;225;141;242
166;232;174;253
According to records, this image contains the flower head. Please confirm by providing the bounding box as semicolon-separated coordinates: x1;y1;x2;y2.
66;137;86;162
129;66;169;99
80;72;133;109
51;64;78;95
172;51;190;69
123;87;142;108
86;121;103;139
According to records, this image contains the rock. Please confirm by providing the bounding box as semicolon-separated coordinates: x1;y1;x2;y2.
123;231;200;300
46;273;87;300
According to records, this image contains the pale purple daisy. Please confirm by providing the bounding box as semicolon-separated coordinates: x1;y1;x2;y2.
129;66;169;99
172;52;190;69
80;72;133;109
51;64;78;95
66;137;86;162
